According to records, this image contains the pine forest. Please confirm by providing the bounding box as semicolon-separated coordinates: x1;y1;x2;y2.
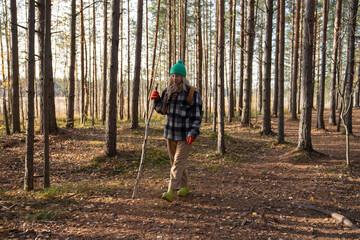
1;0;360;238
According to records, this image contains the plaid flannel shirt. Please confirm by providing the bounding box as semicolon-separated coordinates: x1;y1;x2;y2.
154;87;203;141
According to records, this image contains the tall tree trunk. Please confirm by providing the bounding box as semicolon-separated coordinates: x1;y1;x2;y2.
101;0;108;124
212;0;218;132
10;0;20;133
146;0;161;116
278;0;285;143
127;0;131;120
316;0;328;129
167;0;172;71
228;0;235;121
0;15;10;135
93;0;98;121
291;0;301;120
182;0;187;62
43;0;52;188
217;0;225;154
329;0;342;125
298;0;315;151
24;0;35;191
105;0;120;156
238;0;245;116
66;0;76;128
355;66;360;108
37;0;45;133
261;0;273;135
81;0;86;124
130;0;144;129
119;0;124;120
343;0;358;134
4;0;12;128
257;16;263;113
196;0;202;96
273;0;280;117
241;0;255;125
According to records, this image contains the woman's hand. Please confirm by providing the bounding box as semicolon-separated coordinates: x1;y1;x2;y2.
151;91;160;100
187;137;196;144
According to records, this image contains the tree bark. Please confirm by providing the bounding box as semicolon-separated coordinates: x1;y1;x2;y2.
297;0;315;151
212;0;218;132
278;0;285;143
101;0;108;124
241;0;255;125
228;0;235;121
10;0;20;133
43;0;52;188
130;0;144;129
291;0;301;120
127;0;130;120
119;0;124;120
24;0;35;191
343;0;358;134
273;0;280;118
238;0;245;116
196;0;202;96
316;0;328;129
261;0;273;135
105;0;120;156
66;0;76;128
0;15;10;135
217;0;225;154
167;0;172;72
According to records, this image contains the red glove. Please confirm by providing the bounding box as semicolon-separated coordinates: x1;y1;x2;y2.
187;137;196;144
151;91;160;100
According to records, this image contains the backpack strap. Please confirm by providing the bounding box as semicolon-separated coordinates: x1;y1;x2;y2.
188;86;196;105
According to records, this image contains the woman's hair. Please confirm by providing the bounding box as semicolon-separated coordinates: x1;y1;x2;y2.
168;75;191;91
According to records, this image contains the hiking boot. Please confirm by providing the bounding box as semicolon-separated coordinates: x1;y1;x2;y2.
177;187;190;197
161;189;175;202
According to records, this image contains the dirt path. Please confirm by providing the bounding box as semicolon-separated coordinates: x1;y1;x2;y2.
1;109;360;239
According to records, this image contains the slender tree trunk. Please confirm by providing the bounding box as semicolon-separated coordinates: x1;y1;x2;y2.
43;0;52;188
146;0;161;116
105;0;120;156
196;0;202;96
343;0;358;134
228;0;235;121
167;0;172;71
182;0;187;62
130;0;144;129
329;0;342;125
10;0;20;133
261;0;273;135
66;0;76;128
24;0;35;191
127;0;130;120
258;17;263;113
291;0;301;120
212;0;218;132
4;0;12;127
278;0;285;143
37;0;45;133
273;0;280;117
355;66;360;108
80;0;86;124
0;15;10;135
217;0;225;154
119;0;124;120
241;0;255;125
101;0;108;124
238;0;245;116
316;0;328;129
298;0;315;151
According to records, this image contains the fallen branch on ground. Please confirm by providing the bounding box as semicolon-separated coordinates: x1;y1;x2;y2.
291;202;359;230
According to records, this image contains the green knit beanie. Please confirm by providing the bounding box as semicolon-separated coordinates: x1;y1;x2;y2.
170;60;186;77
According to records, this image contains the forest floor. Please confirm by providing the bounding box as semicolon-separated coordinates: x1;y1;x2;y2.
1;109;360;239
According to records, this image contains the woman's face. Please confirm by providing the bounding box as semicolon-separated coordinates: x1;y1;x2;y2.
171;74;183;85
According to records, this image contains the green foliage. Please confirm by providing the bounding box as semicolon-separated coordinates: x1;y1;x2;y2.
26;209;61;221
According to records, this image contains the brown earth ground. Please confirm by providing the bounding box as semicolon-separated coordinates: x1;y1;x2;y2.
1;109;360;239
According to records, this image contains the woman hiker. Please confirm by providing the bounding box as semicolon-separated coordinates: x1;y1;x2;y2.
150;59;203;202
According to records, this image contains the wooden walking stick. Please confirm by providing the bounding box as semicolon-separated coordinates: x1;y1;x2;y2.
132;83;159;199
